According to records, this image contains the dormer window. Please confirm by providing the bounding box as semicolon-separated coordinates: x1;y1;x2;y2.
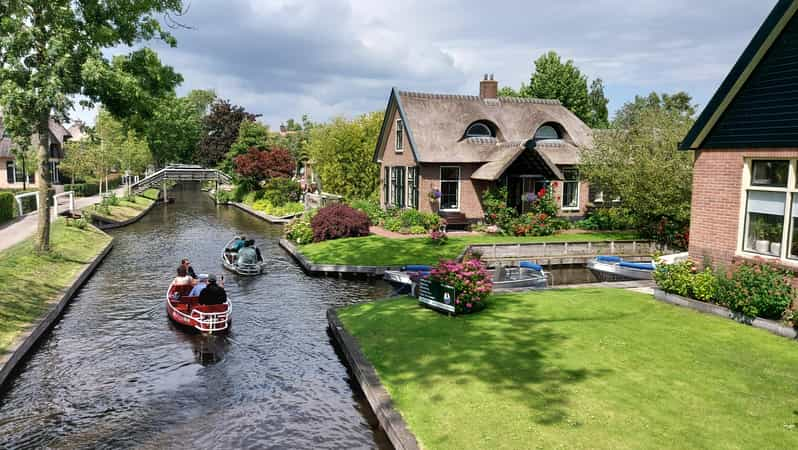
395;119;404;152
534;124;560;140
464;121;497;139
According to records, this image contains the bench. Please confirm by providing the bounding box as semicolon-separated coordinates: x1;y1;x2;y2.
439;211;469;231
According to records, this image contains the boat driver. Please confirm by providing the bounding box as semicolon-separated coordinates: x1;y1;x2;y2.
199;274;227;305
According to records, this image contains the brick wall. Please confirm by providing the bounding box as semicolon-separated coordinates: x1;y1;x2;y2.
378;109;417;207
419;164;484;219
689;148;798;269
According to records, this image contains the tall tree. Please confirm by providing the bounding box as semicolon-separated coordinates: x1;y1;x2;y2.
588;79;610;129
613;92;696;130
196;99;258;168
142;90;214;165
223;120;272;174
0;0;185;251
306;111;383;200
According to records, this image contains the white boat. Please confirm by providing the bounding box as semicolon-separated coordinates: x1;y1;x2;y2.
490;261;549;289
586;256;655;280
222;237;266;276
383;265;432;286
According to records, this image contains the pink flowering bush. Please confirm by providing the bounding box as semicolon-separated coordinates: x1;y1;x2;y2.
430;258;493;314
429;229;448;245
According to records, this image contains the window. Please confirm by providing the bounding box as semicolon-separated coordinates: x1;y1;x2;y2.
465;122;494;138
407;166;420;210
392;166;406;208
562;168;580;210
6;161;14;184
395;119;404;152
440;167;460;210
534;124;560;140
740;159;798;260
384;166;391;207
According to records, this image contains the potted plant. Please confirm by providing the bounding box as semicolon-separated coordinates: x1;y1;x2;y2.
751;216;770;253
768;223;782;255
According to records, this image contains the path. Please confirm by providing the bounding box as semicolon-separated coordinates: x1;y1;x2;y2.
0;187;125;252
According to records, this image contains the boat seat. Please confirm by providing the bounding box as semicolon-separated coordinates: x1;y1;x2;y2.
194;303;228;313
172;284;195;297
519;261;543;272
402;265;432;272
618;261;655;271
596;255;622;263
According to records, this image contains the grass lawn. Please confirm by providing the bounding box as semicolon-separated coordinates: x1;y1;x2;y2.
0;221;111;354
338;289;798;449
299;231;638;266
83;193;155;223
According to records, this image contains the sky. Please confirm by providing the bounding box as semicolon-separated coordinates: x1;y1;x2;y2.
72;0;779;129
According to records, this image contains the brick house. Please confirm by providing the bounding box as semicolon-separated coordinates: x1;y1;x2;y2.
680;0;798;270
0;113;71;189
373;76;594;225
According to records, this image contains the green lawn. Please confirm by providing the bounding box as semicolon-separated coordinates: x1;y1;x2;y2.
0;221;111;354
338;289;798;450
83;193;154;223
299;231;638;266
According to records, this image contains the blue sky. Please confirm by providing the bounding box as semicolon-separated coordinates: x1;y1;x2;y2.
73;0;778;128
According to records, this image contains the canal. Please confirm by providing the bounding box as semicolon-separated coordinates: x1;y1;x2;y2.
0;184;394;449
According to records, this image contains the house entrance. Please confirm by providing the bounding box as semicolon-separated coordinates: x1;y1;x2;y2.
507;175;548;214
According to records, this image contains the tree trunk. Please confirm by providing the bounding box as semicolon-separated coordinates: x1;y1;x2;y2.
35;112;51;252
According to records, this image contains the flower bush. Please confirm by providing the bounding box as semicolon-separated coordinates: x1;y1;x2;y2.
310;203;371;242
373;207;443;234
430;258;493;314
482;185;566;236
429;229;448;245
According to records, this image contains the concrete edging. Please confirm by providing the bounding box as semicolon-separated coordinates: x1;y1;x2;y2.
279;238;400;276
652;288;797;340
327;308;420;450
230;202;301;224
0;238;115;391
93;199;157;230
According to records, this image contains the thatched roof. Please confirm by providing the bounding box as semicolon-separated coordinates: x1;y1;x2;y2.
0;112;71;159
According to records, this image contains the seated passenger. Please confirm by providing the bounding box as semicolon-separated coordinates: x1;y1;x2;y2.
237;240;258;265
181;258;197;279
230;236;246;252
255;246;263;263
199;274;227;305
189;274;209;297
173;266;195;286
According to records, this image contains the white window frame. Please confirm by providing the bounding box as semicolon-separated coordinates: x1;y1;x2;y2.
6;160;17;184
561;168;580;211
737;158;797;263
440;166;461;212
395;119;404;152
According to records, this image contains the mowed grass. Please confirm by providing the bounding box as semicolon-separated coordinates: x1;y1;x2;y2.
338;289;798;450
299;231;638;266
83;192;155;222
0;221;111;354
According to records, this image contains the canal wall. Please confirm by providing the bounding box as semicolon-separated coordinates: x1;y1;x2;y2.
94;199;158;230
0;238;114;391
327;308;420;450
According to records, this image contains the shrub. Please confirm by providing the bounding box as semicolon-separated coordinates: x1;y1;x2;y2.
653;261;694;298
383;216;402;232
482;185;563;236
430;259;493;314
691;268;719;302
429;229;448;245
262;178;302;207
232;184;249;202
0;192;14;224
350;199;385;225
285;216;314;244
310;203;370;242
409;225;426;235
576;207;636;230
215;189;232;204
64;183;100;197
252;198;304;217
716;261;794;320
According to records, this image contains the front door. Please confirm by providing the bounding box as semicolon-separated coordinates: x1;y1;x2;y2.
507;176;547;214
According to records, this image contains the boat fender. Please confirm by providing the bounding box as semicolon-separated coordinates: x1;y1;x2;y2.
519;261;543;272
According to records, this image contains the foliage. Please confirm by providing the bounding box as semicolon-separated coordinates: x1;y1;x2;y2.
588;79;610;129
8;145;38;190
66;217;88;230
274;115;316;163
650;217;690;251
251;199;304;217
232;184;250;202
285;216;314;245
224;120;272;174
197;99;258;167
482;184;564;236
140;90;214;165
215;189;233;204
716;261;794;320
261;178;302;207
429;230;448;245
580;92;695;247
653;261;696;298
0;192;14;223
64;183;100;197
430;259;493;314
310;204;371;242
576;207;636;231
349;199;386;225
306;111;383;199
233;147;296;189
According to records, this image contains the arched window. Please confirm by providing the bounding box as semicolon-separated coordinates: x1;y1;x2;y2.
465;122;495;138
534;124;560;140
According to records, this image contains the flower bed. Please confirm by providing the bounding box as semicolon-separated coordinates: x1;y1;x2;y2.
429;258;493;314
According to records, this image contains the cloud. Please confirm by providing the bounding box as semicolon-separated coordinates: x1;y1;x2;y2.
72;0;778;127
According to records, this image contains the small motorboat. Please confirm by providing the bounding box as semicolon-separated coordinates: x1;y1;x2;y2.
383;265;432;287
586;255;655;281
489;261;549;289
166;282;231;333
222;237;266;276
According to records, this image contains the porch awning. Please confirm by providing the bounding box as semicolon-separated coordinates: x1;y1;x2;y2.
471;142;564;181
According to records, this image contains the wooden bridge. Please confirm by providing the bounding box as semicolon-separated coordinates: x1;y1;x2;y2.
129;165;232;195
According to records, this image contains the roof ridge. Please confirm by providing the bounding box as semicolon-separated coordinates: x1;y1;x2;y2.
397;90;561;105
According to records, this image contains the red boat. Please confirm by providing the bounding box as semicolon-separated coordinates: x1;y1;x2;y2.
166;282;231;333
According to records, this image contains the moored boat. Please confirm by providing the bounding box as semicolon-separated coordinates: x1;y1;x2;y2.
586;255;655;281
222;236;266;276
166;282;231;333
383;265;432;287
490;261;549;289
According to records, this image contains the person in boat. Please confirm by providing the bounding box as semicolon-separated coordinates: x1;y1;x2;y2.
229;236;247;252
173;266;196;286
189;273;209;297
237;240;259;266
181;258;197;279
199;274;226;305
255;243;263;263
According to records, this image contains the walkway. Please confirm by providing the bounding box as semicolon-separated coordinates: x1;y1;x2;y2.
0;187;125;252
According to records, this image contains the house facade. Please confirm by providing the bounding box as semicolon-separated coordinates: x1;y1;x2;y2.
680;0;798;270
0;114;71;189
373;76;593;224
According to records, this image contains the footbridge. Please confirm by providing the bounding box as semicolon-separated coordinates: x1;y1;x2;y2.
129;165;232;195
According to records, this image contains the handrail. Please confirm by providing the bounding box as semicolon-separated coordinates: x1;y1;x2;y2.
14;191;39;216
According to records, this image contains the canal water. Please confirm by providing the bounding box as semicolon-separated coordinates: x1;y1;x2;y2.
0;184;394;449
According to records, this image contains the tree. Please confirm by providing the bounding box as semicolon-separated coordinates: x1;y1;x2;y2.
517;51;610;128
142;91;212;165
61;140;94;185
223;120;272;174
613;92;696;130
579;92;696;245
196;99;258;168
9;145;38;190
233;147;296;189
306;111;383;200
274;114;316;163
498;86;520;97
0;0;185;251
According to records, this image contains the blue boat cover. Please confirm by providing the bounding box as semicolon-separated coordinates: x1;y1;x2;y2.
403;265;432;272
520;261;543;272
596;255;622;263
618;261;655;271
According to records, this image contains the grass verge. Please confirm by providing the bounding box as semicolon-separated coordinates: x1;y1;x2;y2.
338;289;798;450
299;231;638;266
0;221;111;354
83;193;155;223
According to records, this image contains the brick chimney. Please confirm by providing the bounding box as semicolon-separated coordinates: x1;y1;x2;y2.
479;73;498;99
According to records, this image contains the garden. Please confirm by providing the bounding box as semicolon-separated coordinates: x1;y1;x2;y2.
338;288;798;450
82;189;159;224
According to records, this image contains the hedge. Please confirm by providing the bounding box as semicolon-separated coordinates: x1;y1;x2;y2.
0;192;14;224
64;183;100;197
